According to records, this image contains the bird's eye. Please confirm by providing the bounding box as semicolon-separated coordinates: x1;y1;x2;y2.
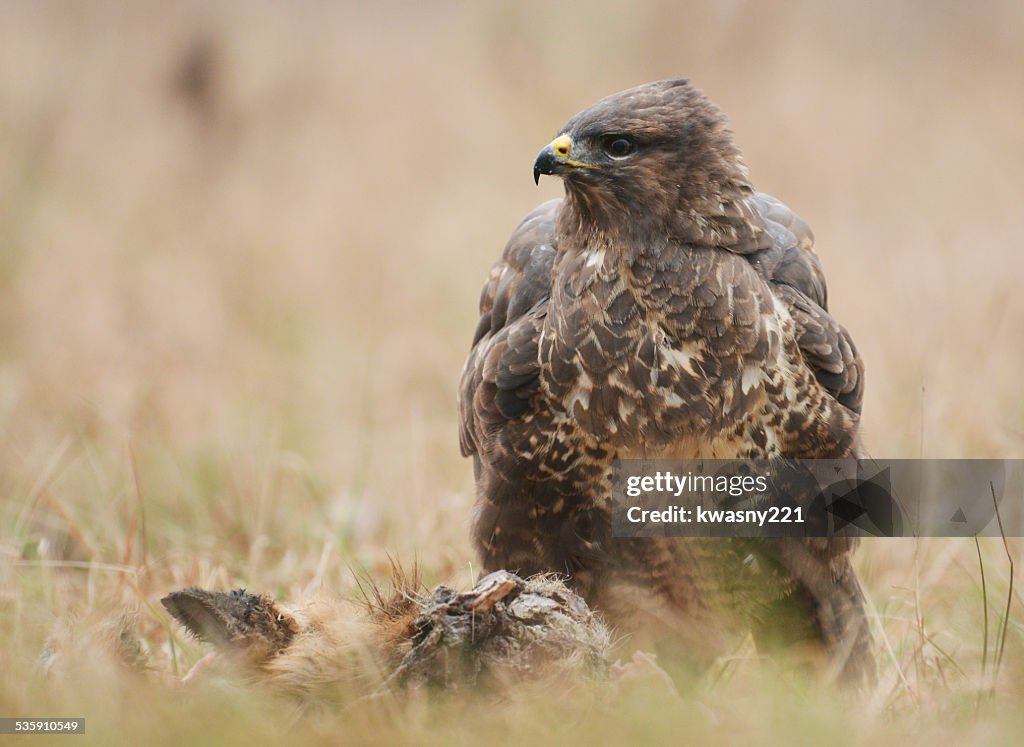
602;136;636;159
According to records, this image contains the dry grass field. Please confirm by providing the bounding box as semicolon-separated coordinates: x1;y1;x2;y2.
2;1;1023;744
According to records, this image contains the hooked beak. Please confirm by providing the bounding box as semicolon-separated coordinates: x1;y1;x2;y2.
533;133;604;184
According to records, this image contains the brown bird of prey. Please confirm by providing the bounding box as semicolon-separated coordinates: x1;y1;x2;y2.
459;79;874;687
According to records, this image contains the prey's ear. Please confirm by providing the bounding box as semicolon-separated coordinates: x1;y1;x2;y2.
162;588;300;661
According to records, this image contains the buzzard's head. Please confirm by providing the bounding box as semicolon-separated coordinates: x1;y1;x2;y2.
534;79;753;241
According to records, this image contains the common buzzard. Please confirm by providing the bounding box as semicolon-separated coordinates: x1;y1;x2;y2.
459;79;874;686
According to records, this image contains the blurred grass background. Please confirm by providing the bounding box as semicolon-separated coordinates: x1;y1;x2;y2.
1;0;1023;744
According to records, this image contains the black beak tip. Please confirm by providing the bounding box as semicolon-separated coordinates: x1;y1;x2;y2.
533;146;559;185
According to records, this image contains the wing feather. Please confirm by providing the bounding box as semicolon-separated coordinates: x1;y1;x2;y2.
458;200;559;457
746;193;865;414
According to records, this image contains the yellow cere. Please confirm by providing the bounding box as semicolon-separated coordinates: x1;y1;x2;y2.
549;134;607;171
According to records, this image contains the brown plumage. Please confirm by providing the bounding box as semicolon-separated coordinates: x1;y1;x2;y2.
459;79;874;686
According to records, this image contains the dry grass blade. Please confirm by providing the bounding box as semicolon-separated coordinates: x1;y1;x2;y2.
974;536;989;685
991;482;1015;681
128;440;149;569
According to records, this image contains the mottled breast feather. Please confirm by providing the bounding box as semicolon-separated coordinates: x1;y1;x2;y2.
459;191;865;477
